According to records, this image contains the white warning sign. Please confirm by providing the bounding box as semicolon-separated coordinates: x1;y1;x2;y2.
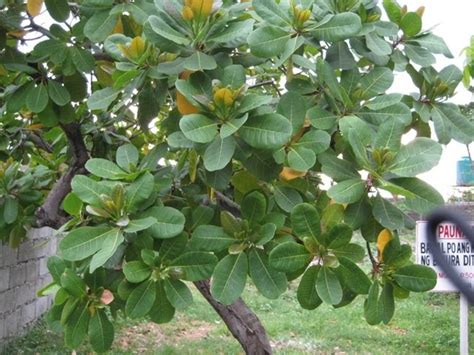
416;221;474;292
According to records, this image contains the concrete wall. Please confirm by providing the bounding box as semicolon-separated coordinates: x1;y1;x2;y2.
0;228;57;350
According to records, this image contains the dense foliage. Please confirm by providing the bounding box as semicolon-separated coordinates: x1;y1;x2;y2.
1;0;474;352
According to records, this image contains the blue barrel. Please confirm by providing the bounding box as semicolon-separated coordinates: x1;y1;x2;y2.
456;157;474;186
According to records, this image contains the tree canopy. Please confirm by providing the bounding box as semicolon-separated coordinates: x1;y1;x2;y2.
1;0;474;352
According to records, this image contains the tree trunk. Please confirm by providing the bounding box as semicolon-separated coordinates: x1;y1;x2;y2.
194;280;272;355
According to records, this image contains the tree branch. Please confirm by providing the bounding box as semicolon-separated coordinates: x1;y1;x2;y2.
35;123;89;228
194;280;272;354
26;132;53;153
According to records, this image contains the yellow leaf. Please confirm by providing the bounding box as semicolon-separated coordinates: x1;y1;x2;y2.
128;36;146;59
190;0;213;18
177;91;199;115
214;87;234;106
279;167;306;181
27;0;44;17
376;229;392;262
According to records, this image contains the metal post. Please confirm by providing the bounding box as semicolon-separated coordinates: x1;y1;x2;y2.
460;293;469;355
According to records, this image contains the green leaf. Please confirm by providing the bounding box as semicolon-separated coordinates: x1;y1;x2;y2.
203;136;236;172
248;249;286;299
148;15;190;45
333;243;365;262
389;138;442;177
88;309;114;353
241;190;266;225
116;144;139;172
311;13;362;42
70;47;95;73
291;203;322;244
337;257;371;295
359;67;394;98
159;233;188;262
125;172;154;209
164;279;193;310
358;103;412;126
84;11;117;42
293;130;331;154
47;80;70;106
89;229;124;272
191;206;214;229
248;25;291;58
189;225;234;252
409;33;453;58
365;93;403;110
252;0;291;27
62;192;82;216
400;12;422;37
124;260;152;283
326;224;352;249
183;52;217;71
239;113;292;150
85;158;125;180
287;147;316;171
87;87;119;110
274;186;303;213
60;226;113;261
180;114;218;144
125;280;156;318
383;0;402;23
149;282;175;324
211;253;248;305
170;252;217;281
318;153;360;182
143;206;185;239
207;19;255;44
297;266;322;310
326;41;356;70
380;283;395;324
393;265;437;292
327;179;366;204
3;196;18;224
47;256;66;283
237;95;272;114
64;301;90;349
220;114;248;138
45;0;70;22
60;269;87;297
124;217;157;233
316;266;343;305
366;32;392;56
404;44;435;67
347;130;370;168
364;282;381;325
277;92;306;134
26;83;49;113
344;198;370;229
222;65;246;89
372;195;405;230
432;104;474;145
269;242;312;272
374;118;404;152
389;178;444;214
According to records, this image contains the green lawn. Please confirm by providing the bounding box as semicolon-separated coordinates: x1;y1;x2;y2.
4;233;474;354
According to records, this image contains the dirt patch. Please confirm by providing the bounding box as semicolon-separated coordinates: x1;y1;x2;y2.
114;319;216;352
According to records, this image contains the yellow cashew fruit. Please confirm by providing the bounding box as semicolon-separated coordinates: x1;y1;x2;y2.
279;167;306;181
376;229;393;262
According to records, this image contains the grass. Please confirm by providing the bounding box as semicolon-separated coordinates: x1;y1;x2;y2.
4;232;474;354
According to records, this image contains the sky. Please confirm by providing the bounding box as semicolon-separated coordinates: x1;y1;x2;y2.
391;1;473;199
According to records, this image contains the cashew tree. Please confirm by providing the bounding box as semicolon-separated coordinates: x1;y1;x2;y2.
1;0;473;353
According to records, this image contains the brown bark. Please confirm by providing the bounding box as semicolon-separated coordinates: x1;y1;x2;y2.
194;280;272;355
35;123;89;228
